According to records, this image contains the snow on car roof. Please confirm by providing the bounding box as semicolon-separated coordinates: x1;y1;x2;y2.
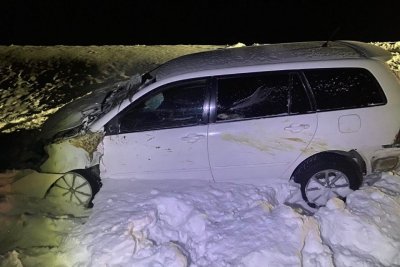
155;41;392;81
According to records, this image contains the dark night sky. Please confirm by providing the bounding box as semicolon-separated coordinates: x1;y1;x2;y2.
1;0;399;45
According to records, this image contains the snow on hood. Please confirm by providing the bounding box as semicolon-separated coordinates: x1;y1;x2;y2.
39;74;143;140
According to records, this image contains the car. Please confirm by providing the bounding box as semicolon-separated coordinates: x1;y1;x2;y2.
18;40;400;208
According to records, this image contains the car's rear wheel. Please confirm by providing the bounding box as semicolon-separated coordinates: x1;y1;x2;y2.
46;170;101;207
295;153;362;208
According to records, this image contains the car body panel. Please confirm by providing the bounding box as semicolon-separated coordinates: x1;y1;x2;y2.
100;125;213;180
208;114;317;184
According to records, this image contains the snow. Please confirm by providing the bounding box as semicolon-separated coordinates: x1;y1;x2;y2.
2;172;400;266
1;42;400;266
3;173;399;266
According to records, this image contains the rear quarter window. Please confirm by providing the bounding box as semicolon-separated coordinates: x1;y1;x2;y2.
304;68;387;111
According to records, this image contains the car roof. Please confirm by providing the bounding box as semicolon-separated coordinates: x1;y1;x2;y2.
155;40;392;81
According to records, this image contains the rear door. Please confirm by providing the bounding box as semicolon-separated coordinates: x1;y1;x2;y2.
101;78;213;180
208;71;317;183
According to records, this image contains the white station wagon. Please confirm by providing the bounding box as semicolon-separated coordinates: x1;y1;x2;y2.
17;41;400;208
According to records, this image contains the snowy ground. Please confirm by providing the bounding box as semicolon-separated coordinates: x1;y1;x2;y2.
1;172;400;266
61;174;400;267
1;42;400;266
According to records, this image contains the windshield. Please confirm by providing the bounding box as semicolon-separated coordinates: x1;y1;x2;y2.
101;72;156;112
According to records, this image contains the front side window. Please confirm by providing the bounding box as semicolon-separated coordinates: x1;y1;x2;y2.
115;80;207;133
304;68;387;111
216;71;312;121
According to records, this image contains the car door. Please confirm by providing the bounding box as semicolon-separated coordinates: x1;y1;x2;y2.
101;78;213;180
208;71;317;184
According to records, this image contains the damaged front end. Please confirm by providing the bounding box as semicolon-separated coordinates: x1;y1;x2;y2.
39;74;145;141
40;131;104;174
38;73;151;174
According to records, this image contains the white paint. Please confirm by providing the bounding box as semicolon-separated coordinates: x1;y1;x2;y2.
101;125;213;180
338;114;361;133
208;114;317;183
154;41;389;82
304;104;400;172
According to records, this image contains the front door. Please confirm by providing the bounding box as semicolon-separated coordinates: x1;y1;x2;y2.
101;79;212;180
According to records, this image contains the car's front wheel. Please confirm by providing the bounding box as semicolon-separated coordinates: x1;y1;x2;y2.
295;153;362;208
45;170;101;207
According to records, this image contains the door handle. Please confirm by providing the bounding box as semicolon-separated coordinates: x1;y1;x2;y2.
284;124;310;133
181;133;206;143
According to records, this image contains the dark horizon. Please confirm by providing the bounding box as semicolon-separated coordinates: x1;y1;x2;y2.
1;0;400;46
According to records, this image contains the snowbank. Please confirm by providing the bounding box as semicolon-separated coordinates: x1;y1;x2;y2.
56;173;400;267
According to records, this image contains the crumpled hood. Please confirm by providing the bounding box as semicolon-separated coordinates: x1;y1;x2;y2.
40;74;142;140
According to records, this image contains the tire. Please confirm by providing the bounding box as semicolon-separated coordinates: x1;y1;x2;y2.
294;153;362;208
45;169;102;208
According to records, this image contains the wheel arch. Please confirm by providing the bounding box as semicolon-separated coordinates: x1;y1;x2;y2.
290;150;366;184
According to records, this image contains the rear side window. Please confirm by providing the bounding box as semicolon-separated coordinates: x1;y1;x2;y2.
304;68;387;111
216;71;312;121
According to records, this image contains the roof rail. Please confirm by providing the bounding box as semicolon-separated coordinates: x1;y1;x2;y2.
336;40;392;61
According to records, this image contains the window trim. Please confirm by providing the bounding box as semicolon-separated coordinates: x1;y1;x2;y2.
289;70;316;116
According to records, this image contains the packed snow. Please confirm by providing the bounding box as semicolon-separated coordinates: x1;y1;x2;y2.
1;42;400;266
1;172;400;266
